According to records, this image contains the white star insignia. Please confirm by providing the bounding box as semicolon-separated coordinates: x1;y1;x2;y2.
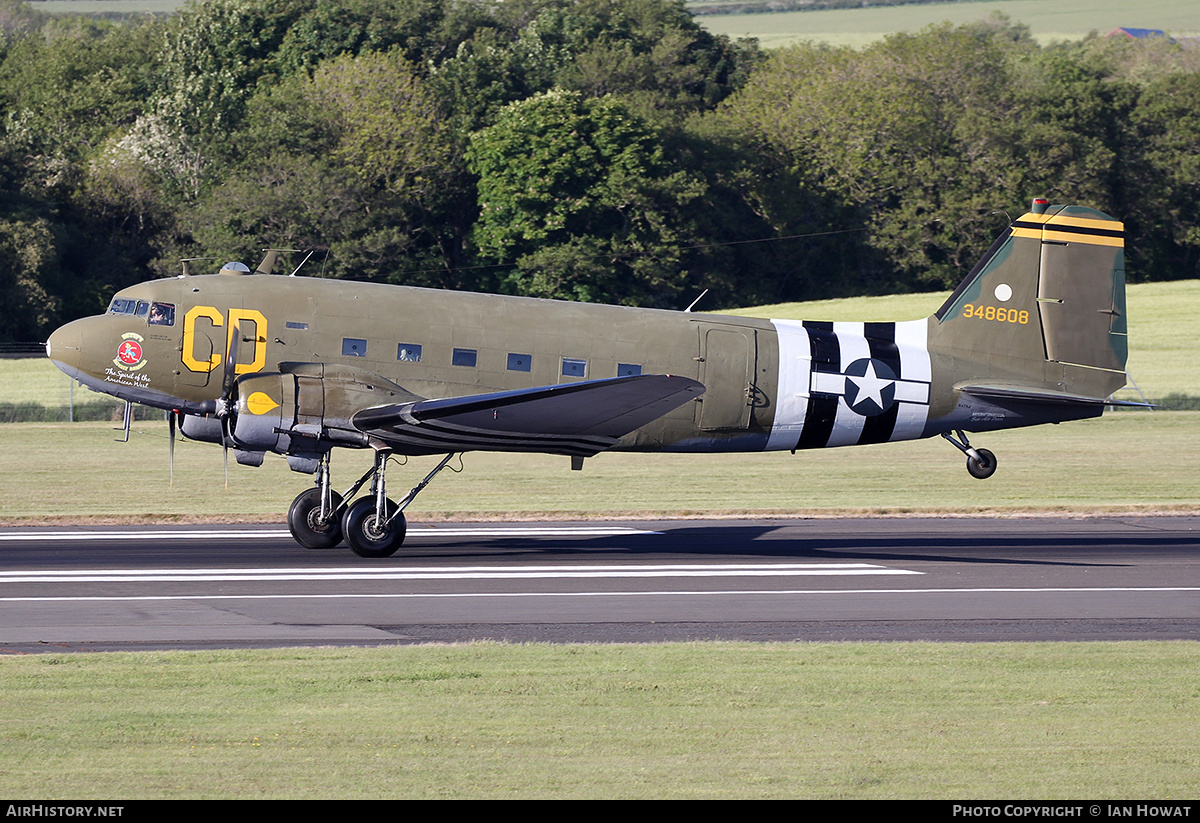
847;360;891;409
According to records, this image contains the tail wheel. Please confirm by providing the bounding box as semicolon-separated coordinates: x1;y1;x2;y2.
288;488;344;549
342;496;407;558
966;448;998;480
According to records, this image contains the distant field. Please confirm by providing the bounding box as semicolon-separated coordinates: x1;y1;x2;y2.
28;0;179;13
31;0;1200;45
695;0;1200;47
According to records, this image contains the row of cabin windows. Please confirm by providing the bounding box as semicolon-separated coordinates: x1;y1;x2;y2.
103;300;645;379
344;337;643;378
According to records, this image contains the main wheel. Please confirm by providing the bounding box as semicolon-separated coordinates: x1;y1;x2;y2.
288;488;344;549
966;448;998;480
341;496;407;558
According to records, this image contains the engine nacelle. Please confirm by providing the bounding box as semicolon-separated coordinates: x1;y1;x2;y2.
178;413;225;444
231;372;297;454
228;364;416;466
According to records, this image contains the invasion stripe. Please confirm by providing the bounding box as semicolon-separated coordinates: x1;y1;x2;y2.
857;401;898;445
857;323;899;444
796;322;841;450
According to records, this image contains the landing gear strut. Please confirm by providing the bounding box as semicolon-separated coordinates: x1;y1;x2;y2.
941;430;998;480
287;454;344;549
286;451;459;557
341;450;405;558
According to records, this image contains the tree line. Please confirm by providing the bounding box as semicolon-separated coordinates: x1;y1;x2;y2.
1;0;1198;343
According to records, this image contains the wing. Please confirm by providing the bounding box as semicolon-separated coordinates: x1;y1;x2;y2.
350;374;705;456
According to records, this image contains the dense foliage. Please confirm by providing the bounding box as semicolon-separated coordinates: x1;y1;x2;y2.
1;0;1198;341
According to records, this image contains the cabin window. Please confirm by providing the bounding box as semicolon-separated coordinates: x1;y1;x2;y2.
507;353;532;372
562;357;587;378
397;344;422;363
452;348;477;367
617;363;642;377
148;302;175;326
342;338;367;357
286;321;308;330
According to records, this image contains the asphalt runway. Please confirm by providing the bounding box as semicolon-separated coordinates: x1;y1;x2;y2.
1;516;1197;653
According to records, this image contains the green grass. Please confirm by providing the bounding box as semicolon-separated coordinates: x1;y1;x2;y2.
0;409;1196;521
2;642;1198;798
695;0;1200;48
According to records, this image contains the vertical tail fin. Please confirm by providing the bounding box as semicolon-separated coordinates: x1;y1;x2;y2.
930;200;1127;402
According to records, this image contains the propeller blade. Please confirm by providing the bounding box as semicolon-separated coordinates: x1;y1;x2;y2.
220;320;242;414
168;410;176;488
218;321;241;491
222;416;230;491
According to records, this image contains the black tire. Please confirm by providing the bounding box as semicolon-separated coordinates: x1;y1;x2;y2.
288;488;344;549
966;448;998;480
341;496;406;558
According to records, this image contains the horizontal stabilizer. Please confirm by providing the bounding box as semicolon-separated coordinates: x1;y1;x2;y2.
352;374;705;456
959;384;1147;408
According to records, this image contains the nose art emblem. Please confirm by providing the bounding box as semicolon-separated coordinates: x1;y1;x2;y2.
114;332;147;371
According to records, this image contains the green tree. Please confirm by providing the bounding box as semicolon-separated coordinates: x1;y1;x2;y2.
1124;71;1200;281
467;89;705;306
0;16;160;165
716;24;1116;293
159;0;315;133
189;50;472;288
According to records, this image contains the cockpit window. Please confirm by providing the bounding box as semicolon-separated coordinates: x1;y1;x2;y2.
108;298;175;326
148;302;175;326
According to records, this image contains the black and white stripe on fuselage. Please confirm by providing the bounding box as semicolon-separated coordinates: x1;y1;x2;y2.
766;319;931;452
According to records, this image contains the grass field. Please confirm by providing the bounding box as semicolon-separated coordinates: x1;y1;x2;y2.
695;0;1200;47
0;409;1197;521
2;642;1198;798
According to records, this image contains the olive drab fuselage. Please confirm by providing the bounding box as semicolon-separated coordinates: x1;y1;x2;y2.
45;202;1131;556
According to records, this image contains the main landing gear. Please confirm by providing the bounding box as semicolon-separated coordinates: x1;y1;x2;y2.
287;451;458;557
940;430;998;480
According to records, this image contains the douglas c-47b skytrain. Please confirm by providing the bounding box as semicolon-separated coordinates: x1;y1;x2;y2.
47;199;1132;557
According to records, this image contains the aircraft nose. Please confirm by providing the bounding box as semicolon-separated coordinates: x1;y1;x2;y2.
45;319;85;377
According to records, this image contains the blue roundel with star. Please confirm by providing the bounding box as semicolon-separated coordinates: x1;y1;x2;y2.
843;358;897;416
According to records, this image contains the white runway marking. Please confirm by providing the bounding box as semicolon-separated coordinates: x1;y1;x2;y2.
3;586;1197;604
0;526;658;541
0;562;918;584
